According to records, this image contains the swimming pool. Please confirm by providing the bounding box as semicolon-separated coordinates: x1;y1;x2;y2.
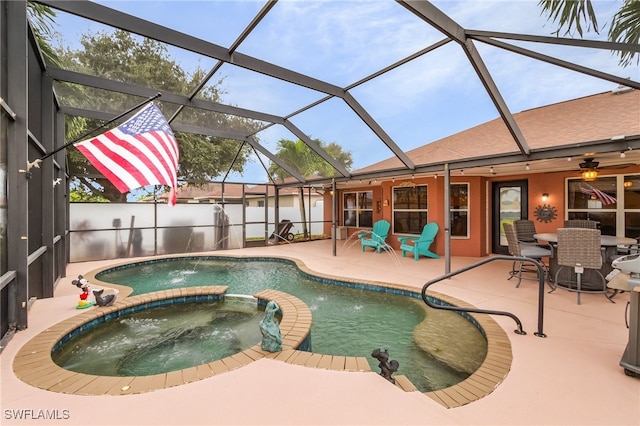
89;256;488;392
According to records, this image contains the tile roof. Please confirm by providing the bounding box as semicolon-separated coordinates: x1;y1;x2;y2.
357;89;640;173
162;180;320;201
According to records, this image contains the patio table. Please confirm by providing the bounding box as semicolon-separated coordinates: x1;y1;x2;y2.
534;233;636;288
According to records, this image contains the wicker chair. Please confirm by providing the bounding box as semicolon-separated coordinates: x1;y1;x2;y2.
514;219;538;243
553;227;612;304
504;223;552;287
564;219;598;229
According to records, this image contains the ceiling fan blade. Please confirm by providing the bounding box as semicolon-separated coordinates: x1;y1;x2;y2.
598;163;635;170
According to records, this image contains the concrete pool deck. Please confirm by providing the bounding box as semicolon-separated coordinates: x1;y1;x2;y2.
1;239;639;425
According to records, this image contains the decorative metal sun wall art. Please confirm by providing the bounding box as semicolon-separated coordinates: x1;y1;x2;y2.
534;204;558;223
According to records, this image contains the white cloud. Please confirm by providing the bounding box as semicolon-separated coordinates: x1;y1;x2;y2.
53;0;637;172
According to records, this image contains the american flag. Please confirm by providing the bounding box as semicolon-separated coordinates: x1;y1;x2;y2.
75;103;179;205
579;183;617;205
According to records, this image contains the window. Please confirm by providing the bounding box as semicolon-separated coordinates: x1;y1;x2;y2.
623;175;640;239
566;176;640;237
393;185;428;234
451;183;469;238
343;191;373;227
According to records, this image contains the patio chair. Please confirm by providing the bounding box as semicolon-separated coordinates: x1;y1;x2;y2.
553;227;612;305
398;222;439;261
513;219;538;243
564;219;598;229
504;223;552;287
358;220;391;253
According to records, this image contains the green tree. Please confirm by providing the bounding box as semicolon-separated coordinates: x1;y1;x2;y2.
27;3;87;144
56;30;257;201
539;0;640;66
268;138;353;238
27;2;59;66
268;139;352;181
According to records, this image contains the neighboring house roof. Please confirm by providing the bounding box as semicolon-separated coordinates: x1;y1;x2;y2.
153;180;322;202
356;89;640;173
148;183;244;202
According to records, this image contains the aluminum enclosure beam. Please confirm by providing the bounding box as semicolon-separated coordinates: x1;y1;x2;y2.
462;38;530;154
397;0;466;44
398;0;530;155
46;67;286;126
343;92;415;170
465;30;640;53
473;37;640;91
38;1;414;177
283;120;351;177
244;137;306;183
36;0;344;97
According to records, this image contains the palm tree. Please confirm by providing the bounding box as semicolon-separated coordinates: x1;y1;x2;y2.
538;0;639;66
269;139;352;239
27;2;61;66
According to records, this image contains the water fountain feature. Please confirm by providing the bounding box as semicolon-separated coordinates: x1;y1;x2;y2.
341;229;402;266
88;256;487;392
259;300;283;352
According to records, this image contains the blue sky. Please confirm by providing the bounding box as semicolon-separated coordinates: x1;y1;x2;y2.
51;0;637;184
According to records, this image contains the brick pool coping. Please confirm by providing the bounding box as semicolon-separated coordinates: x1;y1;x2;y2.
14;254;512;409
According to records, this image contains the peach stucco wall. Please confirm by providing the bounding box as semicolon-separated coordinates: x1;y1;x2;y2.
323;165;640;257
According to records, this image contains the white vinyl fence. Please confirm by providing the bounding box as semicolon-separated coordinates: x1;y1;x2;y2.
69;202;326;262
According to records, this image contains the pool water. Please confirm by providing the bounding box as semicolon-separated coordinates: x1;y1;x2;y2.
53;298;262;376
95;258;487;391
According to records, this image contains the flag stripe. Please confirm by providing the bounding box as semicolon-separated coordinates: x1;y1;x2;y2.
75;142;142;192
85;136;160;186
73;103;179;205
579;183;617;205
102;130;174;185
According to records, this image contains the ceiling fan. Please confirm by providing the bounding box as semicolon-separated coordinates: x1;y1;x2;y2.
578;157;635;181
579;158;599;181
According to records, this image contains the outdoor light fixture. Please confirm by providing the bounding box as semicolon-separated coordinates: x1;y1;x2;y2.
490;166;494;174
579;158;599;181
581;169;599;181
525;163;530;171
542;193;549;202
620;151;626;158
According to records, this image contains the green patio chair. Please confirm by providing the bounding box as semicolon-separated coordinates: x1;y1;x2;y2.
398;222;440;260
358;220;391;253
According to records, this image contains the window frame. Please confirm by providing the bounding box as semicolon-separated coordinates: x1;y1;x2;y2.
342;190;373;228
450;183;470;239
566;174;640;237
392;184;428;235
